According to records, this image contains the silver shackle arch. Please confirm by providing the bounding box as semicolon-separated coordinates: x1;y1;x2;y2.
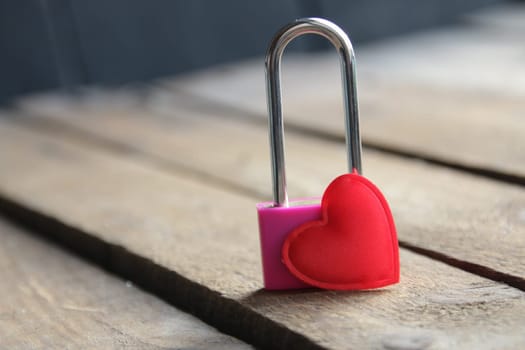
265;17;362;207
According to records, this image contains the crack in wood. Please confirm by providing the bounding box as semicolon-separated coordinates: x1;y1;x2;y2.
0;196;325;350
167;88;525;187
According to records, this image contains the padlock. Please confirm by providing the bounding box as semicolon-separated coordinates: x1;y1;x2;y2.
257;18;400;290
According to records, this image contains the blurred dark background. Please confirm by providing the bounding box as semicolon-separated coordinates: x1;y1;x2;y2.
0;0;504;105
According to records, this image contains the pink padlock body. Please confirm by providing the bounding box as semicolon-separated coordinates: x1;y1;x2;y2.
256;198;322;290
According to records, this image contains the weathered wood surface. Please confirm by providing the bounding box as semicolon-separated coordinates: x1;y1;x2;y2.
1;118;525;349
0;219;250;349
15;89;525;289
158;2;525;181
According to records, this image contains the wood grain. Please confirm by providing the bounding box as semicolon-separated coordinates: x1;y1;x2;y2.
157;4;525;180
0;118;525;349
0;219;250;349
14;89;525;288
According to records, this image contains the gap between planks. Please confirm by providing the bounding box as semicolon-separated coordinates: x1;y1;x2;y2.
1;119;525;349
0;218;251;350
165;86;525;187
0;198;319;350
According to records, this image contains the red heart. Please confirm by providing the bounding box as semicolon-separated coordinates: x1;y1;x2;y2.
282;172;399;290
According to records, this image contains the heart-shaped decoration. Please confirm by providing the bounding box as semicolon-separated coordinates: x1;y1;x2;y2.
282;172;399;290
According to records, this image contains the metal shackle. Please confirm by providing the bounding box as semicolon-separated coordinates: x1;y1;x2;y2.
265;17;363;208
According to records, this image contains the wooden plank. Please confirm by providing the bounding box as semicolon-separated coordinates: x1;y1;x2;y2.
14;90;525;289
0;219;250;349
1;118;525;349
158;3;525;181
